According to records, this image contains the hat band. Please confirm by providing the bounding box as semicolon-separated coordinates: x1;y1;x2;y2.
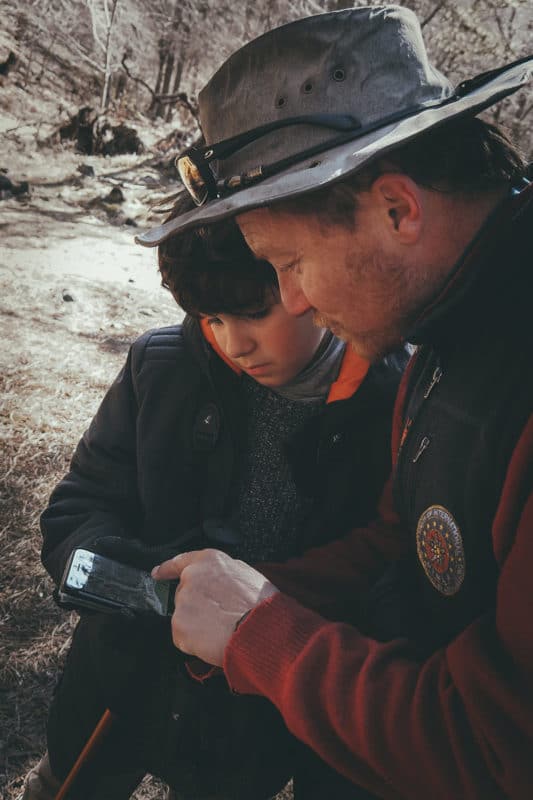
177;101;445;205
177;113;361;206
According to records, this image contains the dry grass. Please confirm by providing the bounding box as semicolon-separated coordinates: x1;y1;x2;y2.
0;232;293;798
0;249;179;798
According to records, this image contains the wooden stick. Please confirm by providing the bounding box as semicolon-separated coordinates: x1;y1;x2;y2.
55;708;116;800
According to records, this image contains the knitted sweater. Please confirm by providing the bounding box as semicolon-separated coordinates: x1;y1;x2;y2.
230;375;324;562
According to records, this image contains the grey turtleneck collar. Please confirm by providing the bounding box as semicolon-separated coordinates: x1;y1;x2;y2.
272;331;346;403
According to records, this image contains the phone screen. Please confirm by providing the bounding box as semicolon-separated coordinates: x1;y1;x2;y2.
62;549;173;616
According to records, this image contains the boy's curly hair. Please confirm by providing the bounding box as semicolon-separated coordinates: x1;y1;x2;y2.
158;194;278;316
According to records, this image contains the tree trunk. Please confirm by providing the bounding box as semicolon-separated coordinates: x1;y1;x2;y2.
165;55;184;122
100;0;120;111
155;47;175;118
149;37;168;116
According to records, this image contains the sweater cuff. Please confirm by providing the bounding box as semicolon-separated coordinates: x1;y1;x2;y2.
223;590;328;698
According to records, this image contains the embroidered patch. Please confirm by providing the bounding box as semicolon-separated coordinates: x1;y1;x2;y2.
416;505;465;596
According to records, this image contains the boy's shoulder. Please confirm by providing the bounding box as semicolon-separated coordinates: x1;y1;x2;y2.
127;319;217;407
133;324;187;362
131;317;204;368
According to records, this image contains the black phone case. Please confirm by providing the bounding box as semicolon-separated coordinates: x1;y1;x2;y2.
57;548;175;617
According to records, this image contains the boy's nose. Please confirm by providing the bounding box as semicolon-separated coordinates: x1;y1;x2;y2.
278;272;312;317
225;327;255;359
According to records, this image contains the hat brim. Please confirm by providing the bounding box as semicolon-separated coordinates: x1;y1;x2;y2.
136;58;532;247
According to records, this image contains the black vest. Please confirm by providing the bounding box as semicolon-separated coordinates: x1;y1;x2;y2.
388;186;533;653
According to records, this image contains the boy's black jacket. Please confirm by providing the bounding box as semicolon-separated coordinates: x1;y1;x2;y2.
40;316;406;797
41;315;405;585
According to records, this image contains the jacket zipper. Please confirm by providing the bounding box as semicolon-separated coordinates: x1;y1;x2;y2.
409;366;441;463
394;351;443;522
423;366;443;399
412;436;430;463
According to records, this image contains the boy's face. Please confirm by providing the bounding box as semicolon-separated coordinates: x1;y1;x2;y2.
203;294;325;387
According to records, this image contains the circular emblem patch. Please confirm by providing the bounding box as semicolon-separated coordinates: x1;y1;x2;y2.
416;505;465;596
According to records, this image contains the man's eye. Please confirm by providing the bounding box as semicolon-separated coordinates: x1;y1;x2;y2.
278;259;300;274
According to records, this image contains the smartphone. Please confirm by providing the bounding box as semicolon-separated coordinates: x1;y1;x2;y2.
57;548;176;617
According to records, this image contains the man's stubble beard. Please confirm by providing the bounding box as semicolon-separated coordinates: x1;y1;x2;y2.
313;311;407;362
313;245;422;362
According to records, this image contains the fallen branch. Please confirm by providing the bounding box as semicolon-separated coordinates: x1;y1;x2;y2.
422;0;447;28
29;155;162;188
120;54;157;99
1;121;48;136
121;55;199;123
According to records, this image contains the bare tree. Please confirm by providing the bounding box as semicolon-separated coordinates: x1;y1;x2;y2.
85;0;121;110
3;0;531;155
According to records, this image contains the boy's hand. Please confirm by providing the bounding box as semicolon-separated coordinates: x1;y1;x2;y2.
153;549;278;666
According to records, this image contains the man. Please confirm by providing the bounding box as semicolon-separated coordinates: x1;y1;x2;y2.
137;6;533;798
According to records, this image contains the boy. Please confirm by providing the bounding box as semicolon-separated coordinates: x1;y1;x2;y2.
24;199;405;799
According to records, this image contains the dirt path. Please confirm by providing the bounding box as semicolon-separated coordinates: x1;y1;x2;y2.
2;204;162;290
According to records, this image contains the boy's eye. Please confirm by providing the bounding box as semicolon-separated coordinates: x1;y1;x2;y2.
244;307;270;321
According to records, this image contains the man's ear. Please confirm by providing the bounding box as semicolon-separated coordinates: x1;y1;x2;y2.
371;173;423;243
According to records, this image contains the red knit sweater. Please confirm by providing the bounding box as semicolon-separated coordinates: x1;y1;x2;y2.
225;414;533;800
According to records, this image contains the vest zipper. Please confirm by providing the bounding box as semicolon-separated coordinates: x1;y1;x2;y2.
423;366;443;399
394;351;443;522
412;436;430;463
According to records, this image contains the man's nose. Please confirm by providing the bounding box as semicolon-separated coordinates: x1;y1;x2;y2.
278;272;312;316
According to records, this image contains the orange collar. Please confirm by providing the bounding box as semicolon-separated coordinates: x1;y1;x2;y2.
200;317;369;401
326;345;369;403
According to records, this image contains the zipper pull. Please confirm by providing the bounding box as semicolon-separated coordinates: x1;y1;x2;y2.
412;436;430;463
423;366;443;399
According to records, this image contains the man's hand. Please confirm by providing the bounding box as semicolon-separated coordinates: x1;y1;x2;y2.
152;549;278;666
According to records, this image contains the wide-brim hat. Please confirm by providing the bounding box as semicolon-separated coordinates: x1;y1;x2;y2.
136;5;532;248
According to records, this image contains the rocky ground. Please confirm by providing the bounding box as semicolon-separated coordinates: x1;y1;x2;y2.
0;116;179;798
0;76;291;800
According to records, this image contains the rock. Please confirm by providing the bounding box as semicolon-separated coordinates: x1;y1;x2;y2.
14;180;30;199
0;174;30;200
59;111;144;157
77;164;95;177
60;106;97;155
103;186;125;204
0;51;17;77
95;122;144;156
